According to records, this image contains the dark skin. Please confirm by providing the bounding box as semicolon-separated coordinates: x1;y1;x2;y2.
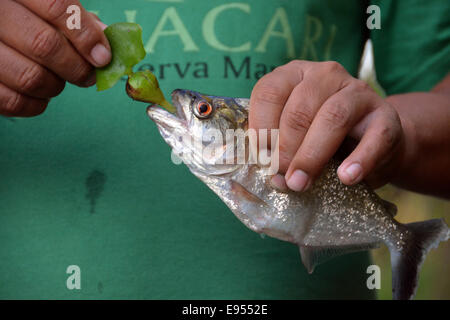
249;61;450;199
0;0;111;117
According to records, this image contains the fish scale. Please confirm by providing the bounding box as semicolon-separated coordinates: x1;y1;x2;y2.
147;89;449;300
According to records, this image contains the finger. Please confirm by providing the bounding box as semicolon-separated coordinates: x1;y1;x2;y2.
278;61;349;173
249;60;306;139
16;0;111;67
285;80;376;191
337;106;402;186
0;82;50;117
0;0;94;87
0;41;65;99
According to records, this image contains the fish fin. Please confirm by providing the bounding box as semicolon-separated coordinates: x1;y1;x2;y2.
299;242;381;274
389;218;449;300
230;180;267;207
381;199;397;217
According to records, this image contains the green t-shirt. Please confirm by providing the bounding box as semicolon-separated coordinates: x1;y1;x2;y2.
0;0;448;299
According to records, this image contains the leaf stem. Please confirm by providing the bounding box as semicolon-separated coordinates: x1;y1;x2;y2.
160;99;176;113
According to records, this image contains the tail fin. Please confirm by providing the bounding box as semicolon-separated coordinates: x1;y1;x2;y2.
389;218;449;300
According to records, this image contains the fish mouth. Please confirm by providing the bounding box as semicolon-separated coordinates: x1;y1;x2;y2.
146;89;187;129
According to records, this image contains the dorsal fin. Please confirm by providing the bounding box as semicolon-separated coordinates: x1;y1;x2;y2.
381;199;397;217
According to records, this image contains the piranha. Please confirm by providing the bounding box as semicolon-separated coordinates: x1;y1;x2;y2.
147;89;449;300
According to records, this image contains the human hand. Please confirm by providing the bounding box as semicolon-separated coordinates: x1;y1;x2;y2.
0;0;111;117
249;60;405;191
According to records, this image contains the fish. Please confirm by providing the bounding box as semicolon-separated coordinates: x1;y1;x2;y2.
146;89;449;300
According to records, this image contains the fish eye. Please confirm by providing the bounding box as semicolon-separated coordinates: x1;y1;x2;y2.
193;101;213;119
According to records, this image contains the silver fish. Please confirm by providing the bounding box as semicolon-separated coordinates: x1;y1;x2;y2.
147;89;449;300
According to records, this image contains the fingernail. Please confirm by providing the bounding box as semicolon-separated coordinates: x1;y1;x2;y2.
83;72;96;87
90;43;111;67
286;170;309;192
270;174;288;191
96;20;108;31
344;163;362;183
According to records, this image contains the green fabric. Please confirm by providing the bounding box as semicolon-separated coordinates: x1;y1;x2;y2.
6;0;448;299
371;0;450;94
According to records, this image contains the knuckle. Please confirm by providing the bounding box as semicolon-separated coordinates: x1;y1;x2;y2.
273;60;301;73
271;65;284;74
17;64;45;92
31;28;62;60
276;60;305;79
73;25;96;47
285;60;303;69
252;83;285;106
70;63;92;84
352;79;371;92
378;123;400;148
321;61;345;73
284;108;312;132
44;0;69;21
3;92;24;115
322;102;352;128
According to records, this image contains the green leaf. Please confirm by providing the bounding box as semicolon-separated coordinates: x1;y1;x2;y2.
126;71;176;113
96;23;146;91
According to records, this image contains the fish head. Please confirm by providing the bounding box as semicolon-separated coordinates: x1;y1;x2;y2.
147;89;250;178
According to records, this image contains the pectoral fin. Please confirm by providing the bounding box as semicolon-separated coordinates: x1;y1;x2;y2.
230;180;267;207
227;180;270;233
299;242;381;274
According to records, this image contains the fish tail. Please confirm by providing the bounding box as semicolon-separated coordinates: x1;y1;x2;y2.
389;218;449;300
